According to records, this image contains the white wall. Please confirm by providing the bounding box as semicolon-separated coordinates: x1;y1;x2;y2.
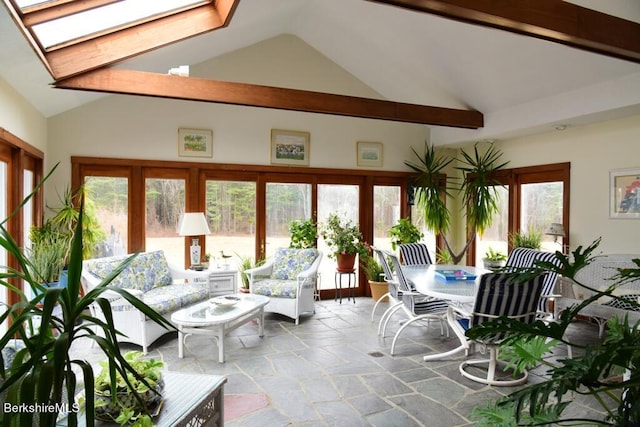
0;75;47;151
494;114;640;254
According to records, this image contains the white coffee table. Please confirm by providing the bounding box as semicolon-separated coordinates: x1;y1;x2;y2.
171;293;269;363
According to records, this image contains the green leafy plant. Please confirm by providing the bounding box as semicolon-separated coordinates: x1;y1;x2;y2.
0;167;174;426
483;247;507;262
319;213;367;259
469;238;640;426
288;217;317;249
360;247;385;282
509;227;542;249
236;253;264;289
405;141;508;264
388;217;423;251
93;351;164;426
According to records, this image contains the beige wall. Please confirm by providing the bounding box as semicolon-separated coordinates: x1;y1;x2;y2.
0;75;47;151
491;115;640;254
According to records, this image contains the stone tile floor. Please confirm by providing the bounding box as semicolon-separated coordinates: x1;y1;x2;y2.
72;297;604;426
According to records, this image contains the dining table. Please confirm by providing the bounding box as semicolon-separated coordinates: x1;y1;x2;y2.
400;264;489;304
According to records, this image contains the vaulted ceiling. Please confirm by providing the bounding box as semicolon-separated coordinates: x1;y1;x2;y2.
1;0;639;145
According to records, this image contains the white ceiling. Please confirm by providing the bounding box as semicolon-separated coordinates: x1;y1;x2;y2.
1;0;640;145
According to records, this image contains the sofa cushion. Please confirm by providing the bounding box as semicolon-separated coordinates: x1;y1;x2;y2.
87;256;140;290
271;248;318;280
252;279;298;299
132;250;173;292
142;283;209;315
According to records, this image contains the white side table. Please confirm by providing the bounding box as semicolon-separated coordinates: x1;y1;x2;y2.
187;268;238;297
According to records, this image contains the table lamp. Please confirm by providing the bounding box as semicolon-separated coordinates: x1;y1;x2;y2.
178;212;210;270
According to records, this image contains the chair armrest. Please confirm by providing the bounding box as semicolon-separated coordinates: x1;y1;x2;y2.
246;261;275;278
168;262;207;281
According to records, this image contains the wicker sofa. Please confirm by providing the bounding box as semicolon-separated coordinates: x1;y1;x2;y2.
555;254;640;338
81;250;210;353
246;248;322;325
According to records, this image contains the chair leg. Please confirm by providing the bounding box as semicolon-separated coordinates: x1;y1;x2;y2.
379;302;404;337
390;314;446;356
459;346;528;387
371;292;390;322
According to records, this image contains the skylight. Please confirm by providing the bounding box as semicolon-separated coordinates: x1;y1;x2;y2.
30;0;206;49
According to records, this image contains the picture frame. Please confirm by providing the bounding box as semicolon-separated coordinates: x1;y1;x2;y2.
270;129;310;166
609;168;640;219
356;141;383;167
178;128;213;158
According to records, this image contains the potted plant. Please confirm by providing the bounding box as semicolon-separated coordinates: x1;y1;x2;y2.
288;217;317;249
26;221;69;287
405;141;508;264
469;239;640;426
481;247;507;271
93;351;164;425
360;248;387;301
236;253;264;292
0;168;174;426
389;217;423;251
509;227;542;249
319;213;367;272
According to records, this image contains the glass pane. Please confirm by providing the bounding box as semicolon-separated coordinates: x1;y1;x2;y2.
205;181;256;268
84;176;128;257
521;182;564;252
373;186;400;252
317;184;359;290
145;178;185;265
476;185;509;266
22;169;34;300
265;183;312;258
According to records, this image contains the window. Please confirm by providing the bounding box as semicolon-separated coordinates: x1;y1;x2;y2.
471;163;570;265
72;157;411;299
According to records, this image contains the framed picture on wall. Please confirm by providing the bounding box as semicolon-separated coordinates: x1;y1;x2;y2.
178;128;213;158
270;129;310;166
356;141;383;167
609;168;640;219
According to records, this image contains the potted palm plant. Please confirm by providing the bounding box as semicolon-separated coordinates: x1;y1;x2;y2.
0;168;174;426
320;213;367;272
405;141;508;264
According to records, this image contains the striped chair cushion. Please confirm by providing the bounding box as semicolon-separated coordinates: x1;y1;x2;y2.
602;294;640;312
505;247;562;314
399;243;433;266
469;272;545;342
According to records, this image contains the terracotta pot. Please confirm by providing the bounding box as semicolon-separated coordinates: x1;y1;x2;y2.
369;280;388;302
336;253;356;272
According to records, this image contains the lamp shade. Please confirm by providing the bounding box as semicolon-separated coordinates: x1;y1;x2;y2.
178;212;210;236
545;223;565;237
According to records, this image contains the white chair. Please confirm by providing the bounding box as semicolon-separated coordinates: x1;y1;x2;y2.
428;272;545;386
246;248;322;325
370;247;398;322
384;252;449;356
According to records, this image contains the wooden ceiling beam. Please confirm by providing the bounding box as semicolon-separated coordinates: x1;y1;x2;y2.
45;1;238;80
367;0;640;64
54;68;483;128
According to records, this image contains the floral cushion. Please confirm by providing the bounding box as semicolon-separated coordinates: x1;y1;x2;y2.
132;250;173;292
87;251;173;292
252;279;299;299
87;257;139;290
271;248;318;280
141;283;209;315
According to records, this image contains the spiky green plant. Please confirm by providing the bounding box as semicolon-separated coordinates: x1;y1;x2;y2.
0;167;174;426
406;141;508;264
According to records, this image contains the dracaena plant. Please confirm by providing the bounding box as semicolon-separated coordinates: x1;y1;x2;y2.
406;141;508;264
0;167;174;427
468;238;640;426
